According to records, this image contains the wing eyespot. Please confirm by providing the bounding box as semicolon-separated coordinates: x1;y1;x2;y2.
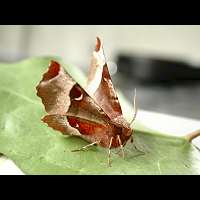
70;84;83;100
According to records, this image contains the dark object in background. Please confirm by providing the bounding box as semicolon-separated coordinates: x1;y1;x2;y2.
116;54;200;84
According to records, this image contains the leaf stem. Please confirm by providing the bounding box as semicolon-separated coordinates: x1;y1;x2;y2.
185;129;200;142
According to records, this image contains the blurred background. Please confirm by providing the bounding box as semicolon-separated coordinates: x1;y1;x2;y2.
0;25;200;119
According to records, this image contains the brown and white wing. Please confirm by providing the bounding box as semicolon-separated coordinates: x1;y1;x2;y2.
36;60;111;137
86;37;123;120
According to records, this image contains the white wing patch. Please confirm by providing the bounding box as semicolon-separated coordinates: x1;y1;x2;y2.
74;94;83;101
86;61;104;95
86;38;106;96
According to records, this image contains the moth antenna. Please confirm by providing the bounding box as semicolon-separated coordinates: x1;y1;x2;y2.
117;135;125;159
130;88;138;125
108;137;113;167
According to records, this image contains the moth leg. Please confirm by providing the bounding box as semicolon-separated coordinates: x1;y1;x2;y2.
108;137;114;167
133;144;145;154
117;135;125;159
130;135;134;143
129;135;145;154
71;141;99;152
130;88;138;125
132;139;146;155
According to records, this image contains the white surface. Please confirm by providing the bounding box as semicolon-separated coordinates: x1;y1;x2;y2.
0;156;23;175
0;109;200;175
137;110;200;136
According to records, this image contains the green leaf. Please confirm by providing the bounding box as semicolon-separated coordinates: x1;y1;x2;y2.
0;57;200;175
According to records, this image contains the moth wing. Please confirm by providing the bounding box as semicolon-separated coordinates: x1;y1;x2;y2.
41;114;81;136
36;60;110;127
86;37;123;120
42;115;112;147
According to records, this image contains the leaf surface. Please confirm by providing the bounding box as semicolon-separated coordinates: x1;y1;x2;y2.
0;57;199;175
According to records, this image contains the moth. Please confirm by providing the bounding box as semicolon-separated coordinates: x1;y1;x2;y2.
36;37;137;166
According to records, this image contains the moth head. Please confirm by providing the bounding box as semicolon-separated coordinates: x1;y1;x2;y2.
123;127;133;137
119;126;132;144
117;127;132;147
114;117;133;138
